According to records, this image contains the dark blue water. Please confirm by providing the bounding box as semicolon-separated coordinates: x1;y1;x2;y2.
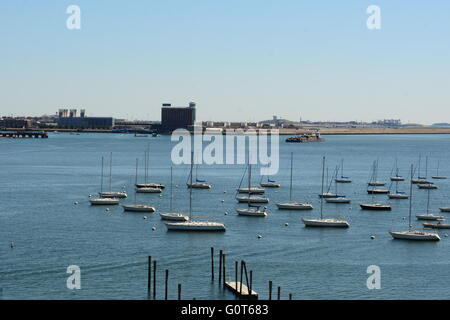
2;133;450;299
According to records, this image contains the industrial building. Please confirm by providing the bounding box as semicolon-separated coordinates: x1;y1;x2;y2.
156;102;196;133
0;117;32;129
56;109;114;129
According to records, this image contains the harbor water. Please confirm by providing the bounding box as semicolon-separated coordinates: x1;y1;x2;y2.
1;133;450;299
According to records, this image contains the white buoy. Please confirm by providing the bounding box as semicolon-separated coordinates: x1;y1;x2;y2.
88;194;92;198
221;200;225;203
224;212;228;215
74;201;78;205
224;190;227;193
445;234;449;237
143;216;148;220
370;235;375;239
285;223;289;227
106;208;110;212
257;234;262;239
152;226;156;231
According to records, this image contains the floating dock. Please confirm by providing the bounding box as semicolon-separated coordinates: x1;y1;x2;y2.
225;281;258;299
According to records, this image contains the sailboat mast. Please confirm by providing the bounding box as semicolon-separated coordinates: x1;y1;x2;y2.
426;188;431;214
248;163;251;207
134;158;138;204
100;156;104;193
170;166;173;211
425;156;428;178
320;157;325;219
408;164;414;231
189;151;194;220
109;152;112;192
289;152;293;201
341;159;344;178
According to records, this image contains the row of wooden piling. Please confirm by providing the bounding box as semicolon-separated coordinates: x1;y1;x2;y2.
146;248;293;300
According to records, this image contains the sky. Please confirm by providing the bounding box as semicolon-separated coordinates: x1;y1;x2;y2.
0;1;449;124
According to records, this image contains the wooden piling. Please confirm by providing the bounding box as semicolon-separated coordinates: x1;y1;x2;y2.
165;269;169;300
277;286;281;300
178;283;182;300
240;261;244;294
211;247;214;281
289;293;292;300
222;253;226;288
219;250;223;284
235;261;238;284
249;270;253;294
153;260;156;300
147;256;151;296
268;281;273;300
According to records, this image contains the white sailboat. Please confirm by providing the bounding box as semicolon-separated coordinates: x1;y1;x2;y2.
367;160;388;193
259;175;281;188
416;185;443;221
388;166;409;199
122;159;156;212
236;162;267;217
361;160;391;211
90;156;120;206
390;159;405;181
390;165;440;241
326;165;351;203
411;155;429;184
431;160;447;180
335;159;352;183
319;168;337;198
136;150;162;193
99;152;128;199
186;160;212;189
160;167;189;221
303;157;349;228
165;152;226;232
276;153;313;210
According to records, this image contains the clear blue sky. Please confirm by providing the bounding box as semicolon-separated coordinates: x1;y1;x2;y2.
1;1;449;124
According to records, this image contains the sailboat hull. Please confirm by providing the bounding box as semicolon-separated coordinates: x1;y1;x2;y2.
90;198;120;205
367;189;389;194
360;204;391;210
325;197;351;203
415;214;444;221
237;187;265;194
236;208;267;217
276;202;313;210
136;187;162;193
99;192;128;198
260;182;280;188
122;205;155;212
388;193;409;199
160;213;189;221
335;179;351;183
165;221;226;232
439;207;450;212
136;183;165;189
187;183;212;189
302;218;349;228
368;182;386;186
236;196;269;203
390;177;405;181
389;231;440;241
417;184;438;189
431;176;447;180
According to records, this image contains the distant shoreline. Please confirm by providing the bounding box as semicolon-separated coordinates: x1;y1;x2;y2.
3;127;450;136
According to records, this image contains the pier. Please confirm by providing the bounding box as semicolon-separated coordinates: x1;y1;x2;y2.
224;281;258;299
0;130;48;138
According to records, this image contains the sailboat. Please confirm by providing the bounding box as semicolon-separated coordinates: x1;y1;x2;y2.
367;160;388;194
411;155;429;184
326;165;351;203
160;167;189;221
260;176;281;188
164;152;226;232
390;159;405;181
186;159;212;189
136;149;164;190
122;159;156;212
389;165;440;241
302;157;349;228
136;150;163;193
417;157;437;189
431;160;447;180
236;162;268;217
99;152;128;198
276;153;313;210
335;159;352;183
416;185;444;221
319;167;337;198
361;161;391;210
388;166;409;199
90;156;120;205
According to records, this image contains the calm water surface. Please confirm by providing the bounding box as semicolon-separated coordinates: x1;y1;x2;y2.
1;133;450;299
